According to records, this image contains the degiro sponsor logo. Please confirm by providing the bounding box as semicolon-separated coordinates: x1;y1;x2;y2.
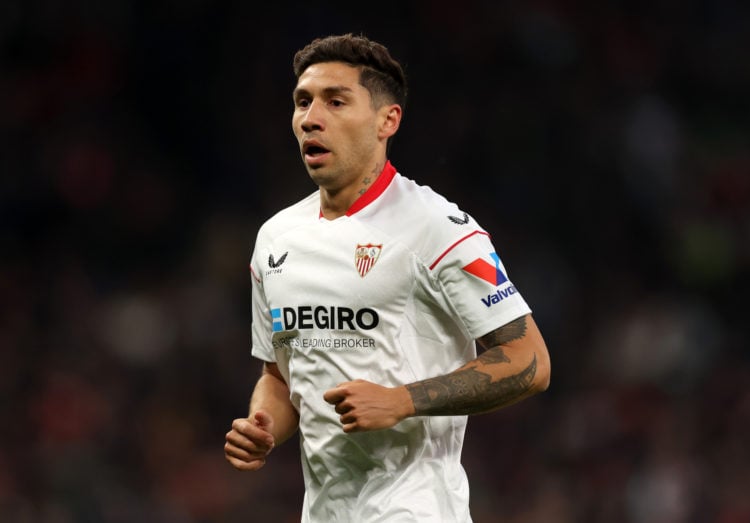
271;306;379;332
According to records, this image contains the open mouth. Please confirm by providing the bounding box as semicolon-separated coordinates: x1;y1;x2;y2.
305;145;329;157
302;141;330;165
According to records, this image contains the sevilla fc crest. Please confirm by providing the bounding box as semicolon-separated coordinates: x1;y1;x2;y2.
355;243;382;277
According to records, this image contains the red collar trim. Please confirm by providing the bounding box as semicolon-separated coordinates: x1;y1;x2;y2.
347;161;397;216
318;162;397;218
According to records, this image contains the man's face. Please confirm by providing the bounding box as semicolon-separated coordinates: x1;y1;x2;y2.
292;61;382;191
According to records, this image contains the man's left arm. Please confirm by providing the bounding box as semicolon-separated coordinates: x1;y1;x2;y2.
406;313;550;416
323;313;550;432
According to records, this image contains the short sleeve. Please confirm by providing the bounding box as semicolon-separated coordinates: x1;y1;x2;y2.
431;231;531;339
250;246;276;363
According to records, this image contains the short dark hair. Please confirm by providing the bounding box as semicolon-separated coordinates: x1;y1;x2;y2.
293;33;407;110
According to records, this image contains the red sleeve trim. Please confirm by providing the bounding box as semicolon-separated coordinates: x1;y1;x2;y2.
429;230;490;270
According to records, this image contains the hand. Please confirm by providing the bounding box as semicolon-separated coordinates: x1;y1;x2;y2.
224;410;275;471
323;379;414;433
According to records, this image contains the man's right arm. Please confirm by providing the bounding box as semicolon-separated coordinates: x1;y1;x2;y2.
224;362;299;471
250;362;300;444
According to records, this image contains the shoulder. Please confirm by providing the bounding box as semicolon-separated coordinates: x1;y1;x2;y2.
365;171;488;265
251;191;317;272
394;174;469;221
365;171;469;222
256;190;318;240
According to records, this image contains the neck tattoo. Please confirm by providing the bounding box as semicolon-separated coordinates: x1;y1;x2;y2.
358;177;372;195
358;165;382;195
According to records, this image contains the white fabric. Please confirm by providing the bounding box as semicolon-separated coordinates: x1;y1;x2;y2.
250;167;531;522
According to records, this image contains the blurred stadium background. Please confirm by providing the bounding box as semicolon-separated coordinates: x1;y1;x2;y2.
2;1;749;521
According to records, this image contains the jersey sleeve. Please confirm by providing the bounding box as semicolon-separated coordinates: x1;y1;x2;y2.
430;231;531;339
250;244;276;363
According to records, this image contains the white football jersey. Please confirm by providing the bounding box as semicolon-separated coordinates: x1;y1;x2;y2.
250;162;531;522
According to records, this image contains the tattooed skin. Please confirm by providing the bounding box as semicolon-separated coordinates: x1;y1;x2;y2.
406;316;537;416
358;164;382;195
478;316;527;348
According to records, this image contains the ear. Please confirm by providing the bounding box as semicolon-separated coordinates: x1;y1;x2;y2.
378;104;402;140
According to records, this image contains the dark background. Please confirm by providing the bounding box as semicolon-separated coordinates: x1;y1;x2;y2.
2;1;749;521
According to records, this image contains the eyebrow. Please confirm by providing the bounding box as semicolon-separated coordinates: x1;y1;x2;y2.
293;85;355;100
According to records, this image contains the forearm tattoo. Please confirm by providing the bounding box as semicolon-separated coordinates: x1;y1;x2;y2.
406;316;537;416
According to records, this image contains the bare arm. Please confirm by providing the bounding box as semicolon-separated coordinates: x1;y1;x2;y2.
405;314;550;416
225;362;299;470
324;314;550;432
249;362;300;445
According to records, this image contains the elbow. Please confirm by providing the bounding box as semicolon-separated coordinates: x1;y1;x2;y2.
532;349;551;393
523;314;550;394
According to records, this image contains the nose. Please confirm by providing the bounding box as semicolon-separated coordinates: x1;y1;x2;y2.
300;100;324;133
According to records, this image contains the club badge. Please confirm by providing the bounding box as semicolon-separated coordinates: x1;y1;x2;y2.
355;243;382;277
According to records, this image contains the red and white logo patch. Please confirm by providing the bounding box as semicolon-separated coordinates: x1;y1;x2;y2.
354;243;382;277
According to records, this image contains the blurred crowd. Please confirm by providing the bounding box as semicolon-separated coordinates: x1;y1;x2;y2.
2;1;749;522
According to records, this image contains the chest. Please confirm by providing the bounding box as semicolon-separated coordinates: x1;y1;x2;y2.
259;220;416;315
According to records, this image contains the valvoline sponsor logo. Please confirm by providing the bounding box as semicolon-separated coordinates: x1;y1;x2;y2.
481;285;518;307
462;252;518;308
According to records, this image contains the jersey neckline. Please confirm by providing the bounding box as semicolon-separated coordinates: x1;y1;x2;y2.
318;161;397;218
